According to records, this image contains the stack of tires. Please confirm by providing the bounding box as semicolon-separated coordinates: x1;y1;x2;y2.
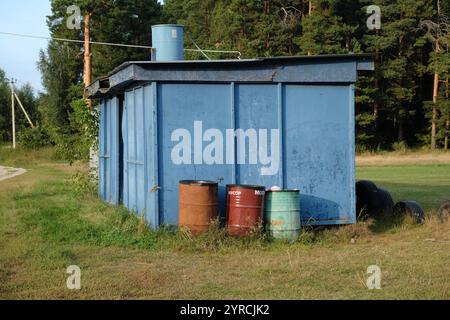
356;180;426;223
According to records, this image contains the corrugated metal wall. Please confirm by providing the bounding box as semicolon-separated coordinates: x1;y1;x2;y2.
97;82;355;227
122;85;159;226
98;98;120;205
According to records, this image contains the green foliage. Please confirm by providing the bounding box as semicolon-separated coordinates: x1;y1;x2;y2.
37;0;161;132
45;0;162;78
37;42;82;129
53;134;87;163
362;0;434;144
69;97;99;149
52;97;98;164
391;140;408;153
17;126;53;150
67;170;97;195
0;69;41;144
356;112;377;149
0;69;11;142
295;0;354;55
423;47;450;148
165;0;302;58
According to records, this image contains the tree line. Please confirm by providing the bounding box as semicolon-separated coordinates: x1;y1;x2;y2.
0;0;448;157
164;0;450;151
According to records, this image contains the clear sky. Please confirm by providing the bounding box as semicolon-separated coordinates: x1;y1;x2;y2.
0;1;51;93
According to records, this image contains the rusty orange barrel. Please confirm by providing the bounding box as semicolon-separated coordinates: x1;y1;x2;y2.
179;180;218;235
226;184;266;236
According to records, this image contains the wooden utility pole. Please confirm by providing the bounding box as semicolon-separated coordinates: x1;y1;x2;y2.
445;36;449;151
430;0;440;150
84;13;92;107
445;76;449;150
307;0;313;56
432;51;439;150
10;79;16;149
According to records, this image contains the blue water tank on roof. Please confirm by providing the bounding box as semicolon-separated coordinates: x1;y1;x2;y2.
151;24;184;61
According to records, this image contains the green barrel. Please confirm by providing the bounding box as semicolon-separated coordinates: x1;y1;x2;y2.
264;190;301;241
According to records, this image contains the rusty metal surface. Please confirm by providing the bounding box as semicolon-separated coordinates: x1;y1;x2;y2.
226;185;265;236
178;180;218;235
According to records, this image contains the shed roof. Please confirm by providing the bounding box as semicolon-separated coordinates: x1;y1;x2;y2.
87;54;374;98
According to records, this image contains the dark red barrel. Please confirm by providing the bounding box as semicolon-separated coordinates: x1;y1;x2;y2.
226;184;266;236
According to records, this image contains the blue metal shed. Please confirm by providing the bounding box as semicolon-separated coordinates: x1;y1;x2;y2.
89;54;374;228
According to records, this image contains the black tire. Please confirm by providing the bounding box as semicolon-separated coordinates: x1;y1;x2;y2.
377;188;394;217
356;180;379;219
438;200;450;220
393;201;426;224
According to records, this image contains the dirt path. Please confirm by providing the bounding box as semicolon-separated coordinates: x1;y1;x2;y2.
0;165;27;182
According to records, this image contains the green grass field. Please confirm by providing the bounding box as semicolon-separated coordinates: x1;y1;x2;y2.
0;147;449;300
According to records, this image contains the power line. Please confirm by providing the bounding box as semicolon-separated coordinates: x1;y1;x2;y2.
0;31;242;58
0;31;154;49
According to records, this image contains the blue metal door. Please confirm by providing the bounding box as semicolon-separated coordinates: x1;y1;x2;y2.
122;84;158;227
98;98;120;205
123;87;146;216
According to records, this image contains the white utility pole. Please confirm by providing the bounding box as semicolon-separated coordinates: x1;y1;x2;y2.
10;79;16;149
14;92;35;128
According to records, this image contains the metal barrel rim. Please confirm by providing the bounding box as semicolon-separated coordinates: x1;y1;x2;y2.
266;189;300;193
180;180;218;186
226;184;266;190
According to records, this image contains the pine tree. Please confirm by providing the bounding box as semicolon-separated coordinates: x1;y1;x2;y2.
164;0;303;59
362;0;434;145
164;0;216;59
91;0;162;76
421;0;450;149
38;41;82;128
295;0;348;55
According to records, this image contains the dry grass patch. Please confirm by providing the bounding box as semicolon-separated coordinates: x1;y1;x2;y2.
356;151;450;167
